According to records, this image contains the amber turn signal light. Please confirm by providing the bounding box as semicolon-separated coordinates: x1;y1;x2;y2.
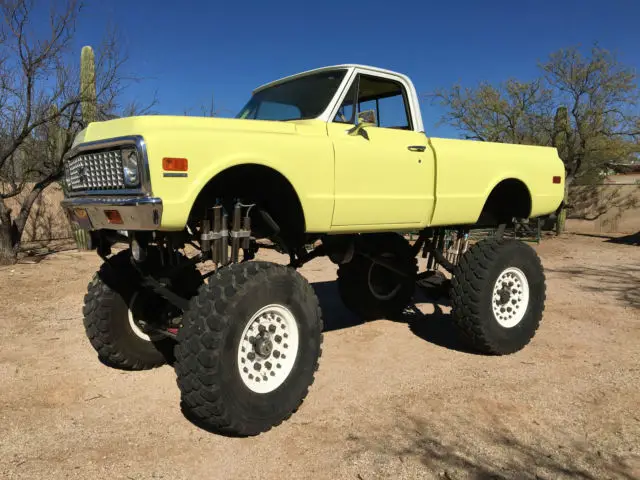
163;157;188;171
104;210;123;224
552;176;561;184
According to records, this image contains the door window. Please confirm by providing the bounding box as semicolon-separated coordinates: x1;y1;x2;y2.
333;74;412;130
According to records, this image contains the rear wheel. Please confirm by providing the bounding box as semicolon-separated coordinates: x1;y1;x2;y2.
82;249;203;370
337;233;417;320
450;238;546;355
175;261;323;436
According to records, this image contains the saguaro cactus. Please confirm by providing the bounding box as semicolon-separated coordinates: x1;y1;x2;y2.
49;105;88;249
51;108;83;248
80;45;97;124
48;105;64;162
73;46;98;250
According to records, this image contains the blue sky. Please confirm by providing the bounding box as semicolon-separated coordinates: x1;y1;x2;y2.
65;0;640;137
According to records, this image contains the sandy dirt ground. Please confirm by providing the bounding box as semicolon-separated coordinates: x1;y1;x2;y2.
1;233;639;480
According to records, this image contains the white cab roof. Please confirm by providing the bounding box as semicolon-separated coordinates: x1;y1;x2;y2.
252;64;424;133
253;64;413;93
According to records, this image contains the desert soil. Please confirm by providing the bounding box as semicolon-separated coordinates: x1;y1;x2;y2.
1;233;639;480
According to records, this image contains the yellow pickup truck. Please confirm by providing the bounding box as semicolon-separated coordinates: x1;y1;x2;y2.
62;64;564;436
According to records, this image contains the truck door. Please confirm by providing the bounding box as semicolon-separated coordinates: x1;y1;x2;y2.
328;73;434;227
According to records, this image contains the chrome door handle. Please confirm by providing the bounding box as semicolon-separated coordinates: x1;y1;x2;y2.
407;145;426;152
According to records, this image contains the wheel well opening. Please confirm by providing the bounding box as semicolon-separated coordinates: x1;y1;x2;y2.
477;179;532;226
189;164;306;249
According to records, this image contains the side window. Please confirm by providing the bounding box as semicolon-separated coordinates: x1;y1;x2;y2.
333;74;411;129
377;94;410;129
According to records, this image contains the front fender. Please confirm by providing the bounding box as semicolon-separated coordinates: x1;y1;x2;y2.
142;128;335;232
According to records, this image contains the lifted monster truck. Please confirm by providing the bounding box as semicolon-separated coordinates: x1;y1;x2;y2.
61;64;564;436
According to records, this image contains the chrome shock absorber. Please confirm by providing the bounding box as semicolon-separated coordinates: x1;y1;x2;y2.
200;201;254;267
230;202;254;263
199;204;224;263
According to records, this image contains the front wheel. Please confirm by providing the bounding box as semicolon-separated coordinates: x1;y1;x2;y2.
82;250;203;370
175;261;323;436
450;238;546;355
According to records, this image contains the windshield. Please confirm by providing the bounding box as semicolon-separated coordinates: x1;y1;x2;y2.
236;69;347;121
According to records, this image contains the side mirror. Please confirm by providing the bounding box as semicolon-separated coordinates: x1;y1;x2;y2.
357;109;376;127
348;109;376;137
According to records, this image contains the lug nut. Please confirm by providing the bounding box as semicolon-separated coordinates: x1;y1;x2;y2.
275;335;282;343
254;362;261;371
269;325;276;333
283;343;288;349
265;361;272;369
256;377;261;382
248;374;253;380
258;325;266;333
247;352;256;360
276;363;281;369
281;354;286;359
243;367;248;373
283;333;288;338
273;351;280;359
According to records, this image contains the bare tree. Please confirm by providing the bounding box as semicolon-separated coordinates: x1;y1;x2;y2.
0;0;155;264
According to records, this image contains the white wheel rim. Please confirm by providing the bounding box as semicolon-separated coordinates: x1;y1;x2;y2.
127;292;161;341
492;267;530;328
368;254;401;301
237;304;299;394
128;309;152;341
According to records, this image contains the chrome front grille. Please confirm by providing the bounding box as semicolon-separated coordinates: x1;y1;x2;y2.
64;150;125;192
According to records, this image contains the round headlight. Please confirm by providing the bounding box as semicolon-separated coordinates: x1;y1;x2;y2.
123;150;139;187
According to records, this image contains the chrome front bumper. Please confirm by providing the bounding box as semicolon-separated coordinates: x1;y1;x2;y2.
61;196;162;231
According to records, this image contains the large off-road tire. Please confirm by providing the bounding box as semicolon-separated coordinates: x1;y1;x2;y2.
337;233;417;320
175;261;323;436
450;238;546;355
83;249;203;370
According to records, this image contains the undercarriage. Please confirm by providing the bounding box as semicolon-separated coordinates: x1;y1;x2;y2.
80;200;546;436
92;201;471;321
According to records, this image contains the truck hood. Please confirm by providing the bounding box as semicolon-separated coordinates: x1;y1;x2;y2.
72;115;301;147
